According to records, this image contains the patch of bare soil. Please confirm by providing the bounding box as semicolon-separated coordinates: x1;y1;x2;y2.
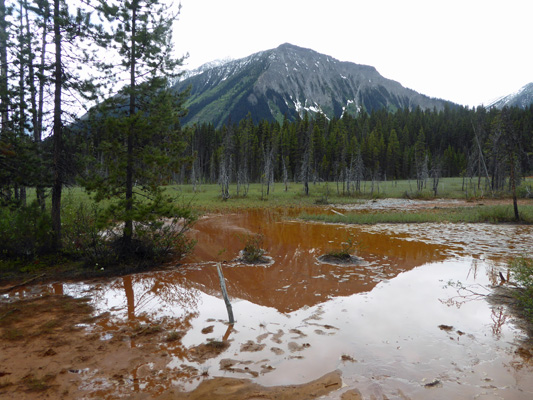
0;295;100;398
151;370;343;400
335;198;530;212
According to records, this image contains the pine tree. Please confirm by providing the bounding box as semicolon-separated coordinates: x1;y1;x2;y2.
84;0;190;254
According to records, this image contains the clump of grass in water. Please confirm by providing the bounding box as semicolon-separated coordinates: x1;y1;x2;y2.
206;340;227;349
239;233;267;264
325;236;359;260
321;234;363;264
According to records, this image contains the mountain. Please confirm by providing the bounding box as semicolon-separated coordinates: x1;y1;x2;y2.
173;43;454;128
488;82;533;109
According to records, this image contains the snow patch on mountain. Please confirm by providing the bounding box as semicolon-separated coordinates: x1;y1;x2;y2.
488;82;533;109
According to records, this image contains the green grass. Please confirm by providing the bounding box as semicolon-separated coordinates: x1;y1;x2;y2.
168;177;532;212
20;176;532;214
15;178;533;235
301;204;533;225
509;257;533;324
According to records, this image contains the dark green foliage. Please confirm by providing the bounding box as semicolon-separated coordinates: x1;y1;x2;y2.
325;235;361;260
509;257;533;322
75;0;194;259
175;105;533;196
61;196;196;269
240;233;266;264
0;202;53;259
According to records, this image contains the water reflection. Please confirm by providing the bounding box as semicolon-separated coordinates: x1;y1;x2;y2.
5;208;533;399
181;209;452;312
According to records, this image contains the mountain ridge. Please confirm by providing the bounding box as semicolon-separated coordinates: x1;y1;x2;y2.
173;43;455;128
488;82;533;109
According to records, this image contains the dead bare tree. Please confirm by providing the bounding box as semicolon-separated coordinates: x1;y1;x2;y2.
261;144;275;198
430;156;442;196
218;155;230;200
353;150;364;194
499;107;522;221
471;119;493;196
218;126;234;200
282;156;289;192
300;138;311;196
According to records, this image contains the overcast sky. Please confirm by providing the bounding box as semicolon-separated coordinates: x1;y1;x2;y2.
172;0;533;107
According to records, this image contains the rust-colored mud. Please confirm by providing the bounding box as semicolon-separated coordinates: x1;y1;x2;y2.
2;203;533;399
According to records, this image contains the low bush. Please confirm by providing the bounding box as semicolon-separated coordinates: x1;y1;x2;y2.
240;233;266;263
0;202;54;259
509;257;533;321
62;199;196;270
1;194;196;274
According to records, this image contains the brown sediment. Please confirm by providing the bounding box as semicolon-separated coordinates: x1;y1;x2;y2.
182;208;450;313
151;370;343;400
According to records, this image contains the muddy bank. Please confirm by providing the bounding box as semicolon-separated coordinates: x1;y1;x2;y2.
149;370;342;400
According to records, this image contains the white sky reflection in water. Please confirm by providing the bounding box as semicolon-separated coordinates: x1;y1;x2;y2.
59;261;531;398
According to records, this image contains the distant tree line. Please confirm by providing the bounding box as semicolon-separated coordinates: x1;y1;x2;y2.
163;105;531;197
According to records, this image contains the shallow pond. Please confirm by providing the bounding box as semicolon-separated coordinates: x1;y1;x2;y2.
7;206;533;399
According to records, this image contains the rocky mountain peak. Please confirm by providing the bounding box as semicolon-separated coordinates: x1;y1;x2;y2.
488;82;533;109
173;43;454;128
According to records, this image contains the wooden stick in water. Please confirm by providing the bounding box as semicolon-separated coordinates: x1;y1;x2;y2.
217;263;234;324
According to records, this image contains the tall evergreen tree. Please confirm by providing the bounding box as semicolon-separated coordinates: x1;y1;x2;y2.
85;0;189;253
0;0;8;137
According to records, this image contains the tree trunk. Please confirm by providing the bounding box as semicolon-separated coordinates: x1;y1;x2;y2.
25;0;46;210
123;1;138;251
510;155;520;221
51;0;62;249
0;0;8;137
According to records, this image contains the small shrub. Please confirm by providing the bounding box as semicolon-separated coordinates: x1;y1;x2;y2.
62;197;196;270
62;202;118;268
240;233;266;263
0;202;54;259
517;183;533;198
509;257;533;321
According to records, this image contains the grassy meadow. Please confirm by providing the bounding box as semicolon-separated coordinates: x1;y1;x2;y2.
168;176;529;211
49;176;533;221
